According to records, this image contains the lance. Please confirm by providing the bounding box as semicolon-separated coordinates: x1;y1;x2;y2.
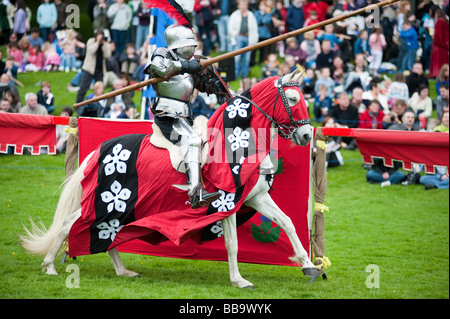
73;0;399;109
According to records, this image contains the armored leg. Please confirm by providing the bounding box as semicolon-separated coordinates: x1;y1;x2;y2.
173;118;221;209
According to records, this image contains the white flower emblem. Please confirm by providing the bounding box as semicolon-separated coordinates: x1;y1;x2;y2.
97;219;123;241
227;127;250;152
211;190;236;212
101;180;131;213
210;221;223;238
226;98;250;119
102;143;131;176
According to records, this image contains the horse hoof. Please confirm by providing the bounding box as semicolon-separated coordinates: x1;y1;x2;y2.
302;267;320;279
243;284;255;290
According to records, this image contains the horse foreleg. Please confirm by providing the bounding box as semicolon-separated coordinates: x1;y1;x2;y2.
245;192;319;279
107;247;140;277
42;209;81;275
222;214;254;289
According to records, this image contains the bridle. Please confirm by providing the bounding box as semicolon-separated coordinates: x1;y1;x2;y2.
237;78;311;140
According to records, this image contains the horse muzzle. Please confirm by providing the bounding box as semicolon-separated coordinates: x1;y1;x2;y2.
292;124;313;147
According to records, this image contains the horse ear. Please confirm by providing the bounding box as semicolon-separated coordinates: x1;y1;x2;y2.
281;68;305;85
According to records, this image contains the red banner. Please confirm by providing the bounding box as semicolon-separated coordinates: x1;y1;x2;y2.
77;118;312;266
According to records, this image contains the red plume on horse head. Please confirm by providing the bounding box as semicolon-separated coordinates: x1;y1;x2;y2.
144;0;192;28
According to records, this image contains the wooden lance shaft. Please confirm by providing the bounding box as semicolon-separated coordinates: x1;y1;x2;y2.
73;0;399;110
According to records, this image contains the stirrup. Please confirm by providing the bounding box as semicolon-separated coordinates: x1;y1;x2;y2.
190;188;221;209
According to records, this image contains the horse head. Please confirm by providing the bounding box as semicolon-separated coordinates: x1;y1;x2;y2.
246;69;313;147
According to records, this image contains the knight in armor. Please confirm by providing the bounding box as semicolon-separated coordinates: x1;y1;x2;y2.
144;24;229;209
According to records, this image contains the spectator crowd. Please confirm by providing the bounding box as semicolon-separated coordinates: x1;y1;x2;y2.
0;0;448;188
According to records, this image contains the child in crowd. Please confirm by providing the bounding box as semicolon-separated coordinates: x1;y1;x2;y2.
8;42;23;68
300;31;321;69
59;29;86;72
42;42;61;72
262;53;280;79
119;43;140;77
314;67;335;98
301;68;317;99
387;73;409;108
314;83;333;122
36;81;55;114
317;24;341;52
24;45;44;72
284;38;307;67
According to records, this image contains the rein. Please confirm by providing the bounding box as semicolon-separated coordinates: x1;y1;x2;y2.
236;78;311;140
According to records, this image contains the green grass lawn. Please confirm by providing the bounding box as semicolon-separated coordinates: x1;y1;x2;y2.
0;149;448;299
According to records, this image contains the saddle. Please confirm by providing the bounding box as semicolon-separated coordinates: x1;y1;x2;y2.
149;116;209;174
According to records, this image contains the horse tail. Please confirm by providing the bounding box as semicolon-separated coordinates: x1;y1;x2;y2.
19;152;93;256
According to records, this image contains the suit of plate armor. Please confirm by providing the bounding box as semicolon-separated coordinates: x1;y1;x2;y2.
144;25;224;209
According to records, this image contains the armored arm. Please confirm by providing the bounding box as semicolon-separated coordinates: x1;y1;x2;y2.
144;48;202;78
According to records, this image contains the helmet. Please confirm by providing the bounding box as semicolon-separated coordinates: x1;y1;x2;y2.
165;25;197;51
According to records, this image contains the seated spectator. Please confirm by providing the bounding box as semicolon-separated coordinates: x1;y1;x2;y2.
0;74;20;98
387;72;409;109
366;158;406;187
300;31;321;69
262;53;279;79
321;116;344;168
329;92;359;149
301;68;317;99
358;100;385;129
435;64;449;95
388;108;420;131
383;99;408;129
420;166;449;190
42;41;61;72
436;84;449;120
104;78;134;119
119;43;139;77
56;107;73;153
19;92;48;115
433;110;449;133
407;84;433;129
5;89;22;113
332;55;347;84
343;53;371;92
406;62;429;97
27;28;44;48
78;81;107;117
362;78;389;113
3;56;18;80
313;84;333;122
59;29;86;72
315;39;335;70
117;105;138;119
24;45;44;72
0;98;12;113
314;66;334;98
350;86;365;113
284;38;307;67
8;42;23;68
36;81;55;114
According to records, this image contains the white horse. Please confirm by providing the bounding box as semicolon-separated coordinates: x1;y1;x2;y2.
20;70;319;289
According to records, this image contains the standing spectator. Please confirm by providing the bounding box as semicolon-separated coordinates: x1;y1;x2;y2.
128;0;141;46
300;31;321;69
93;0;111;34
429;9;449;78
387;73;409;109
407;84;433;129
286;0;305;44
12;0;28;41
37;0;57;42
398;21;419;72
0;1;11;44
108;0;132;58
54;0;68;30
19;93;48;115
36;81;55;114
368;28;386;76
353;29;371;58
436;84;449;120
254;0;273;65
76;30;112;104
216;0;237;52
135;1;151;51
358;100;385;129
194;0;216;57
406;62;429;97
228;0;259;79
